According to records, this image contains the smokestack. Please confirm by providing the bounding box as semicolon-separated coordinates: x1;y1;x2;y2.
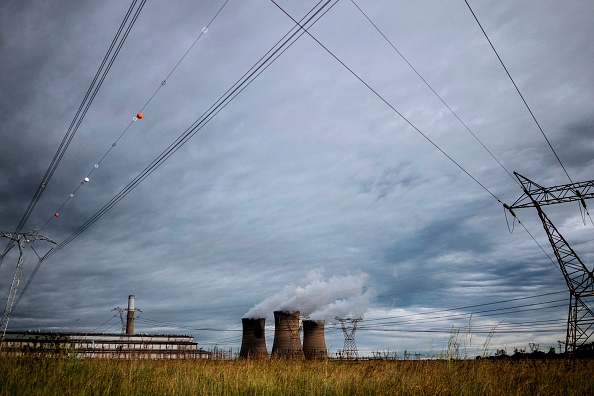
125;295;135;335
302;319;327;360
271;311;304;359
239;318;268;359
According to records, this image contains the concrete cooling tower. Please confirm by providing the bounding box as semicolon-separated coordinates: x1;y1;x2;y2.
302;319;327;360
239;318;268;359
271;311;304;359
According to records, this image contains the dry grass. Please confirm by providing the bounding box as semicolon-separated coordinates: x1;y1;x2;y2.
0;356;593;395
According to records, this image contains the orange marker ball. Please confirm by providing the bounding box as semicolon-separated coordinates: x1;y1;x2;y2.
136;112;143;119
54;212;59;217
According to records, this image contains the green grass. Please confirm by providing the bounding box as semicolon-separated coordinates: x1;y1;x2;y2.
0;356;593;395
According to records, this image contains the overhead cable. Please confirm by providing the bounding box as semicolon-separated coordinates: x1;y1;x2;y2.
14;0;233;309
271;0;502;204
0;0;147;267
350;0;519;187
37;0;230;234
463;0;573;184
22;0;339;268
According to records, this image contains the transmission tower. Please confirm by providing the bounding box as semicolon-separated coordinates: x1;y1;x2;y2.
0;230;56;341
335;316;362;360
509;173;594;357
112;308;127;334
112;296;141;335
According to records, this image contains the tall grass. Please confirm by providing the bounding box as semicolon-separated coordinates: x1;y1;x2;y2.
0;356;593;395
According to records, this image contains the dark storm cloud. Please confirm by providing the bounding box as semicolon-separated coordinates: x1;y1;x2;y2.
554;118;594;168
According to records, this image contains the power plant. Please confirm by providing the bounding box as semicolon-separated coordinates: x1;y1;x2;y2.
239;318;268;358
302;319;327;360
271;311;303;359
1;296;209;359
241;311;328;360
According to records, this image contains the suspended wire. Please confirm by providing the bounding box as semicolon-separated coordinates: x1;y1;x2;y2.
515;215;562;274
360;290;565;325
14;0;234;310
37;0;231;234
348;0;585;286
463;0;573;185
0;0;147;267
35;0;339;264
15;0;339;315
14;2;579;340
132;292;566;342
129;247;566;318
349;0;519;188
86;314;119;334
362;299;567;328
138;0;231;114
270;1;569;310
136;317;241;333
270;0;502;205
305;0;577;293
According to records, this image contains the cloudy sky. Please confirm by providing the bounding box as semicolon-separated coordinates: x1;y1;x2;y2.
1;0;593;357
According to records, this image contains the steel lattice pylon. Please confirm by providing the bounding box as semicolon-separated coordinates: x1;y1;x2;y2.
336;316;362;360
0;230;56;342
510;173;594;357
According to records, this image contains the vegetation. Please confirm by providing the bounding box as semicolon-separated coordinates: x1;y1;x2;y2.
0;355;593;395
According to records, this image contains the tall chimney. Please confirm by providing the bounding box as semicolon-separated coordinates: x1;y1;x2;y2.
239;318;268;359
271;311;304;359
302;319;327;360
125;295;135;335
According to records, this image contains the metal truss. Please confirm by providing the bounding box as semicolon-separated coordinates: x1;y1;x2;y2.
336;316;362;360
0;231;56;341
510;173;594;356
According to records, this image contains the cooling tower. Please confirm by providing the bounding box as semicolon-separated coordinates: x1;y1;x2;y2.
239;318;268;359
302;319;327;360
271;311;304;359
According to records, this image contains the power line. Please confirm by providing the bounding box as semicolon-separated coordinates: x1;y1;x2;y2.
13;0;234;309
349;0;518;188
36;0;230;235
274;1;579;323
362;300;567;329
13;0;339;314
270;0;502;205
463;0;573;184
36;0;339;263
134;291;565;333
0;0;147;268
270;0;571;288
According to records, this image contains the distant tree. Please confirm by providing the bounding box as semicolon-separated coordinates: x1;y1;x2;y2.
494;349;507;358
575;342;594;358
547;347;556;356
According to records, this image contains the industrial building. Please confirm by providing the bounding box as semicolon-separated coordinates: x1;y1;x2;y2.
1;331;209;359
241;310;328;360
1;295;209;359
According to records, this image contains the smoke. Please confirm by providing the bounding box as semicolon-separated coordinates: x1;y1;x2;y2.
244;269;374;322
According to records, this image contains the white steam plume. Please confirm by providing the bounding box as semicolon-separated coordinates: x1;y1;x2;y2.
244;269;374;322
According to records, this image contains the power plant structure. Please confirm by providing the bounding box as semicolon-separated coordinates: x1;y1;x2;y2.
271;311;304;359
302;319;327;360
1;295;209;359
239;318;268;358
241;311;328;360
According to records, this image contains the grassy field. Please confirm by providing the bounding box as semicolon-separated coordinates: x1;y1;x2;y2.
0;356;593;395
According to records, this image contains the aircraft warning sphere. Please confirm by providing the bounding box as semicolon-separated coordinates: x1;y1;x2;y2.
54;212;59;217
137;112;143;119
84;177;89;183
